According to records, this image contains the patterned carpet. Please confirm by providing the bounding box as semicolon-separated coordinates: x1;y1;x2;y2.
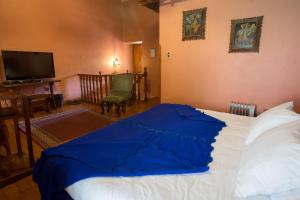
19;108;114;149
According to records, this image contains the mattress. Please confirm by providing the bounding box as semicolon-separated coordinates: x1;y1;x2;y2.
65;109;300;200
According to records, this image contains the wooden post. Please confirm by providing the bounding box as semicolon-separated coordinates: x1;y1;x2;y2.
86;75;89;103
83;74;87;102
82;75;85;102
133;74;137;100
99;72;103;99
49;82;56;108
80;75;83;101
96;75;100;104
0;120;11;156
92;75;96;104
89;75;92;103
90;76;94;104
10;98;22;156
104;76;108;97
137;76;141;101
84;75;88;103
84;75;87;102
144;67;148;101
22;96;34;167
79;75;84;102
109;75;112;91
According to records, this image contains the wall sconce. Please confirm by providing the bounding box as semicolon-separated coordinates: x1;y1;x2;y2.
113;58;120;74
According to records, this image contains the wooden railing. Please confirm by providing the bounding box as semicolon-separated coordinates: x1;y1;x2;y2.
78;68;148;105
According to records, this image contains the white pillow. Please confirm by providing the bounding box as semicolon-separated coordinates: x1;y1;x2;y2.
246;104;300;145
268;101;294;111
235;120;300;198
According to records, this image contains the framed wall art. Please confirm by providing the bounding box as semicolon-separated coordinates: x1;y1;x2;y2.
182;8;207;41
229;16;263;53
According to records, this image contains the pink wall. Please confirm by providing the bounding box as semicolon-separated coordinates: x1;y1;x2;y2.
160;0;300;113
122;0;160;98
0;0;131;100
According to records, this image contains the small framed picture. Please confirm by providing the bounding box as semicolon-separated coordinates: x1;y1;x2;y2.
229;16;263;53
182;8;207;41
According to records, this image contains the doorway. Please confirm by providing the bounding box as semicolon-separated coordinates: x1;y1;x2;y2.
132;44;142;73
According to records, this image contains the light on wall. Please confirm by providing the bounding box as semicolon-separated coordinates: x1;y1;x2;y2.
112;58;120;73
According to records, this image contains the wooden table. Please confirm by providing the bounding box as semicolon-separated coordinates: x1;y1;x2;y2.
0;79;61;109
0;95;35;188
0;80;60;187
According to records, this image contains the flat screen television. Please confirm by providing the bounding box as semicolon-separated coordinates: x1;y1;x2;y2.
1;50;55;81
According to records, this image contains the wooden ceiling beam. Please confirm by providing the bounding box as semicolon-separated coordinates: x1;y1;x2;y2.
137;0;159;12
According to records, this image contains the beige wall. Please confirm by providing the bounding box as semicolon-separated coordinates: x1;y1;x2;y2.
122;0;160;98
160;0;300;113
0;0;131;99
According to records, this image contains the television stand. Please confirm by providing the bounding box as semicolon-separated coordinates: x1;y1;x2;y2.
0;79;61;109
3;79;45;85
26;79;43;83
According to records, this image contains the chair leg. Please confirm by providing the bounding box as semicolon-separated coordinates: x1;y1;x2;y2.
128;99;132;106
100;102;105;114
122;102;126;113
116;104;121;117
107;103;112;113
13;116;22;156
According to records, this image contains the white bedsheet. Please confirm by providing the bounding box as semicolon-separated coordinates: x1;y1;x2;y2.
66;110;300;200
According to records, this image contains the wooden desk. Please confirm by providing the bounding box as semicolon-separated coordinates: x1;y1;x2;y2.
0;80;61;109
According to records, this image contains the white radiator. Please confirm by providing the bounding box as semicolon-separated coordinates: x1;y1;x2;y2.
229;102;256;117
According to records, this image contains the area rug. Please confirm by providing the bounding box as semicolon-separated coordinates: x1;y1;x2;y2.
19;108;115;149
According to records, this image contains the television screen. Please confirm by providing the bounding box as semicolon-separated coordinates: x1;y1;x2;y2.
1;50;55;80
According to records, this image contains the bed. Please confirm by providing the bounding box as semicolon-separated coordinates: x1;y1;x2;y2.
33;103;300;200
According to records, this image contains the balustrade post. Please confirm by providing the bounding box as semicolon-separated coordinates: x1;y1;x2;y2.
144;67;148;101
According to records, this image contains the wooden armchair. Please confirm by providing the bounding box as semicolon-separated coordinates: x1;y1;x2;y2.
100;74;134;116
110;73;134;101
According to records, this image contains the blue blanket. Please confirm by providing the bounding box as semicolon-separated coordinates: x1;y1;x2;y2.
33;104;226;200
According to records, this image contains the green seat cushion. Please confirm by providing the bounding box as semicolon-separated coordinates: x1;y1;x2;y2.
109;90;132;100
102;95;125;104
